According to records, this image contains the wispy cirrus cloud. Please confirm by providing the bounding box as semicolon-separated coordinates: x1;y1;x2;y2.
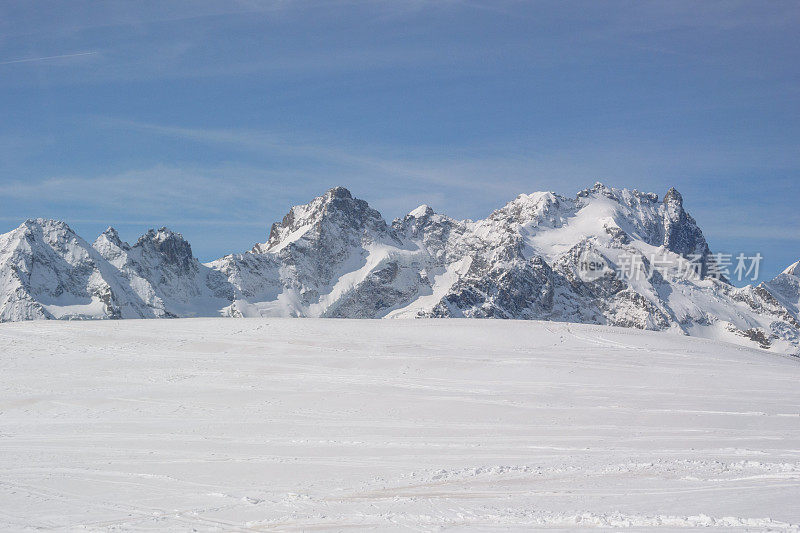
0;51;98;66
0;164;297;218
97;118;800;192
99;119;542;198
10;118;800;229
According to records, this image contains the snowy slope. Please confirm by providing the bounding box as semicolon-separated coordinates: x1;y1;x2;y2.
215;184;800;354
1;185;799;355
0;318;799;531
763;266;800;322
93;227;233;318
210;187;423;318
0;219;156;321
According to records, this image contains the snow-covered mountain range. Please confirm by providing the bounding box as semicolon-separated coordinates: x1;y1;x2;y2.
1;183;798;354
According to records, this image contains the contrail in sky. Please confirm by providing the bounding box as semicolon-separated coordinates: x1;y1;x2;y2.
0;51;97;66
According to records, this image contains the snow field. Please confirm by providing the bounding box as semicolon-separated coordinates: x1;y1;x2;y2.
0;318;799;530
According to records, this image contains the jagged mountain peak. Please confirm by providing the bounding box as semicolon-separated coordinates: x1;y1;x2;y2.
2;184;799;355
21;217;69;227
254;187;388;253
136;227;186;245
587;181;609;192
489;191;571;229
18;217;76;237
576;181;616;199
0;217;160;322
663;186;683;206
96;226;127;249
132;227;195;272
0;220;84;267
394;204;461;241
548;184;708;263
102;226;120;238
8;219;98;261
659;186;711;266
407;204;434;219
326;186;353;200
783;260;800;277
575;183;661;206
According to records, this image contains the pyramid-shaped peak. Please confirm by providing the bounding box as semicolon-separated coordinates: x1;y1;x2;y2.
256;187;387;253
664;187;683;206
95;226;128;250
101;226;121;241
407;204;434;219
783;259;800;277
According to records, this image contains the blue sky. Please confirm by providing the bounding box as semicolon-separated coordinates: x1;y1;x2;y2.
0;0;797;283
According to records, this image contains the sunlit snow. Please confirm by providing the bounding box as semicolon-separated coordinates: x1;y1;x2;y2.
1;318;798;530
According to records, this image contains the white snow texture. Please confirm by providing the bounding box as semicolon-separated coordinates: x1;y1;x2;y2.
1;183;799;355
0;319;798;530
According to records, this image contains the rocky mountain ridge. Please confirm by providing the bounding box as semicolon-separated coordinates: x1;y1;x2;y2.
1;184;798;355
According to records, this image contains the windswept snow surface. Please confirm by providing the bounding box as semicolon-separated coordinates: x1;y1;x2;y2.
1;319;799;531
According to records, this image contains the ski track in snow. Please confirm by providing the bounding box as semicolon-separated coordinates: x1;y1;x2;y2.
0;318;799;531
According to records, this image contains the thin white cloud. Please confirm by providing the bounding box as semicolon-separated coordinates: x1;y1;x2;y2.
100;118;800;194
4;118;797;251
0;165;276;218
104;120;538;197
0;51;98;66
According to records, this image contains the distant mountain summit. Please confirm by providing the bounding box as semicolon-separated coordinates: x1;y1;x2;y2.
0;218;154;321
253;186;390;253
784;260;800;277
1;185;798;355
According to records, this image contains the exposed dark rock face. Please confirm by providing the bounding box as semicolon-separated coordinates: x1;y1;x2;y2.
135;228;196;275
661;187;716;279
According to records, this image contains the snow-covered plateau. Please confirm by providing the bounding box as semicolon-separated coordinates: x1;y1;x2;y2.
1;183;799;356
0;318;799;531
